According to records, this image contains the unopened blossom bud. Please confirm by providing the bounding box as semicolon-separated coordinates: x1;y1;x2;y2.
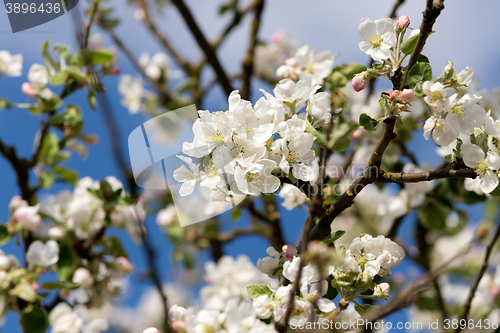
171;320;186;331
396;16;410;30
48;227;66;240
399;89;415;103
284;57;299;67
13;205;42;231
32;283;40;292
9;195;26;211
389;90;400;101
21;82;37;98
374;282;390;295
396;103;408;111
116;256;134;274
352;72;369;92
282;245;297;260
491;286;500;298
0;251;12;271
82;134;99;145
457;66;474;87
110;67;121;75
134;8;146;22
143;328;159;333
168;305;187;324
72;267;94;289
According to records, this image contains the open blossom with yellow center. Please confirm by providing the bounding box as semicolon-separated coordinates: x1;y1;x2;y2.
358;17;397;62
462;143;500;194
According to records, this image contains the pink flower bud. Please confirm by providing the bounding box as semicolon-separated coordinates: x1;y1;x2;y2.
116;256;134;274
110;67;121;75
491;286;500;298
389;90;401;101
396;16;410;30
399;89;415;103
272;31;283;44
32;283;40;292
352;73;369;92
284;57;299;67
396;103;408;111
376;282;390;294
22;82;37;98
282;245;297;260
171;321;186;331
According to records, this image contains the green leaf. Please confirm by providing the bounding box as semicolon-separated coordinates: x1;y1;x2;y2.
247;284;273;299
400;34;419;55
50;72;67;86
321;230;345;245
436;60;454;83
0;98;13;109
87;90;96;110
0;225;11;245
354;303;376;316
407;62;432;96
41;281;80;290
20;307;48;333
418;201;451;230
105;236;128;258
327;122;358;151
359;113;380;131
338;62;367;79
40;172;55;189
418;54;430;63
327;71;347;88
177;77;198;93
74;49;113;67
56;244;77;281
53;166;78;185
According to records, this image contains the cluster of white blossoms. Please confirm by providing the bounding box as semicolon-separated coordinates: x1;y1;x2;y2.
254;31;298;81
164;255;278;333
0;50;23;77
421;67;500;194
247;235;404;326
174;74;332;201
49;302;108;333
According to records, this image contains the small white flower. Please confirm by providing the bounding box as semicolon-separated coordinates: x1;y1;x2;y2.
445;93;486;135
423;116;458;146
13;204;42;231
26;240;59;267
457;67;474;87
358;17;397;62
253;295;273;319
234;159;280;195
309;91;331;119
0;51;22;77
168;304;187;324
72;268;94;289
279;184;307;211
156;206;177;226
118;75;145;114
461;144;500;194
139;52;171;80
173;155;202;196
423;81;447;112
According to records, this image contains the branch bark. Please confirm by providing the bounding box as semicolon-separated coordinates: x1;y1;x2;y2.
171;0;234;96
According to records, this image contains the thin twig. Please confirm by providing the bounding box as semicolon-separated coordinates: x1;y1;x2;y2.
455;218;500;332
400;0;445;89
171;0;234;96
137;0;193;75
241;0;264;100
83;1;99;49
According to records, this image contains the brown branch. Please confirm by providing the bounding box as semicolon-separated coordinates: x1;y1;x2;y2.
212;3;255;50
365;239;478;323
171;0;234;96
240;0;264;100
455;217;500;332
389;0;406;19
83;1;99;49
137;0;193;75
400;0;445;89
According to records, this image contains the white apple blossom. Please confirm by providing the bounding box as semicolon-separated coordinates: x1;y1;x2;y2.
173;155;202;196
139;52;176;81
457;66;474;87
256;246;281;278
26;240;59;267
234;159;280;195
273;74;318;108
423;81;447;112
277;45;335;85
461;144;500;193
445;93;486;135
485;110;500;137
0;50;22;77
13;204;42;231
358;17;397;62
22;64;53;99
156;205;177;226
72;268;94;289
118;75;146;114
308;91;332;119
279;183;307;210
49;303;84;333
423;116;458;146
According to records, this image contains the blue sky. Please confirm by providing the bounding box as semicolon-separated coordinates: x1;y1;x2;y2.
0;0;499;332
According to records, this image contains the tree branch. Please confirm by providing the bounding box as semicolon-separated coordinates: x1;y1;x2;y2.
240;0;264;100
137;0;194;75
455;217;500;332
171;0;234;96
400;0;445;89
